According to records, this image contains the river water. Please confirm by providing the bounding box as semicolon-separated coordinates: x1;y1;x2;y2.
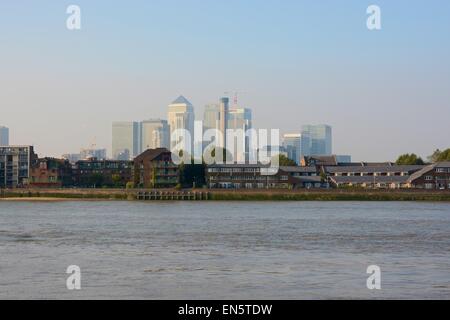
0;201;449;299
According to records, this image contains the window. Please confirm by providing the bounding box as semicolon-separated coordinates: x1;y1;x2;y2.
425;183;434;190
425;176;433;181
436;168;445;173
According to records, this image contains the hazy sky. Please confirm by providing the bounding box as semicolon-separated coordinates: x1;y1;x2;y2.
1;0;449;161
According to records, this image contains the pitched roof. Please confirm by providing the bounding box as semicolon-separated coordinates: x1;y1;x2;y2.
325;165;425;174
134;148;171;162
280;166;318;173
407;162;450;183
303;155;337;166
330;176;410;184
171;95;192;105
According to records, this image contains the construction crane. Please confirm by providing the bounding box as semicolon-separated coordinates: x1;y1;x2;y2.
224;91;247;108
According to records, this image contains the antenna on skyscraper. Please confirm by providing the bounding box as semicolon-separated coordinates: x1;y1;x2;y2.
224;91;247;108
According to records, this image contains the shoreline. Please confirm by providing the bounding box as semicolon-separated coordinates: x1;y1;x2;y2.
1;188;450;202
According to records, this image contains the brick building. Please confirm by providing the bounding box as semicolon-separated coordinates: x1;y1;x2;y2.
72;158;133;188
29;158;73;188
133;148;179;188
407;162;450;190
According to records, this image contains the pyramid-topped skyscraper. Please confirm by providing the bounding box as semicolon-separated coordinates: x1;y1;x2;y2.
168;95;195;154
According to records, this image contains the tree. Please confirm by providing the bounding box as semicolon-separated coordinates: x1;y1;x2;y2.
204;147;232;163
429;148;450;162
111;174;122;187
277;154;297;167
395;153;425;165
428;149;442;163
89;173;104;188
179;162;206;188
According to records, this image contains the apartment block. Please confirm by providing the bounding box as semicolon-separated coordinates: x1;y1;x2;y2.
133;148;179;189
0;146;37;188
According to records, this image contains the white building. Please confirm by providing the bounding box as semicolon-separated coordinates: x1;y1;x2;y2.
203;97;230;152
227;107;252;163
141;119;170;151
168;96;195;155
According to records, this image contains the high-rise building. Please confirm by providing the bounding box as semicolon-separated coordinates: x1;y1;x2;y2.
112;121;140;160
62;153;81;164
219;97;229;149
80;148;107;160
302;124;332;155
203;104;220;132
203;97;230;150
202;103;220;154
283;133;311;164
168;96;195;154
227;107;252;163
0;126;9;146
0;146;37;188
141;119;170;151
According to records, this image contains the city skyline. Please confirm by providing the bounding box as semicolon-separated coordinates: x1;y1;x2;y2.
1;1;450;161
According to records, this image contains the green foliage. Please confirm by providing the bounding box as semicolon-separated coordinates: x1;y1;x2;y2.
126;181;134;190
395;153;425;165
179;163;206;188
111;174;122;187
429;149;450;162
277;154;297;167
89;173;104;188
204;147;232;163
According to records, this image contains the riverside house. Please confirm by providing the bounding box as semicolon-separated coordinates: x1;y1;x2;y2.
206;164;327;189
29;158;73;188
133;148;179;189
72;158;133;188
325;164;426;189
0;146;37;188
407;162;450;190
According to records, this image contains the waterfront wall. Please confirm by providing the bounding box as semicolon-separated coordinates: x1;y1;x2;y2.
1;188;450;201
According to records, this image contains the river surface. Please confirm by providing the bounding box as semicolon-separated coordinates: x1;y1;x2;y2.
0;201;449;299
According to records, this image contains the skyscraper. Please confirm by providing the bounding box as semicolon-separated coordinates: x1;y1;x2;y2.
80;148;107;160
112;121;140;160
203;97;230;150
227;107;252;163
302;124;332;155
219;97;229;149
283;133;311;164
141;119;170;151
168;95;195;154
203;104;220;132
0;126;9;146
